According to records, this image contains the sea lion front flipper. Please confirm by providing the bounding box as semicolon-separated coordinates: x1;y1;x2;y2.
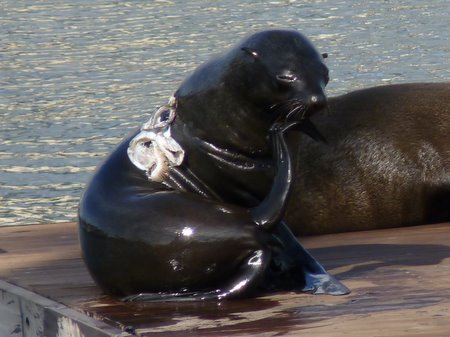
250;123;349;295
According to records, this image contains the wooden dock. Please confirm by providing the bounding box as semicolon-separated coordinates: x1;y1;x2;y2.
1;222;449;337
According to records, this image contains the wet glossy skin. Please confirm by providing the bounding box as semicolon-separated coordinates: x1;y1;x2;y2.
78;29;349;300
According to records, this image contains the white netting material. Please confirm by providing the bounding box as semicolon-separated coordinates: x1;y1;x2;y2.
127;97;185;182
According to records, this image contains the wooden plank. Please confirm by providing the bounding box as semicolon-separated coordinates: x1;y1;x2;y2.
0;222;449;336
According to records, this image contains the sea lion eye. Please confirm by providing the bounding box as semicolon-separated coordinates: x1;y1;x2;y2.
276;73;298;83
241;47;259;60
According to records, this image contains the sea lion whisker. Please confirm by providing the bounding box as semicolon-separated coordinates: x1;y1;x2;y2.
285;102;307;121
285;107;299;120
271;101;303;123
297;105;309;120
270;98;302;110
271;99;305;118
270;101;291;113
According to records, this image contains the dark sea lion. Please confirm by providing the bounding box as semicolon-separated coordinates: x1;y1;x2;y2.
78;29;349;300
287;82;450;235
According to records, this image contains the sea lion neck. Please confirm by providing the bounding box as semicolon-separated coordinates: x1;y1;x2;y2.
172;97;273;157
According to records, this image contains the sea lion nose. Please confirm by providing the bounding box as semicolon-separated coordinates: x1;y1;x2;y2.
308;94;327;110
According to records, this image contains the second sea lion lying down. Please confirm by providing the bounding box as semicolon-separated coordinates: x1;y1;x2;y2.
287;83;450;235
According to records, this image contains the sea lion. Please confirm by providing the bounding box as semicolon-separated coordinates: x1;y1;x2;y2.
78;29;349;300
287;82;450;235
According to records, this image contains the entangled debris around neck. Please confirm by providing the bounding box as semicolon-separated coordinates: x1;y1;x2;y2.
127;96;185;183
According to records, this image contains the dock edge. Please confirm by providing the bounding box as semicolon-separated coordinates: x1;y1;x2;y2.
0;280;132;337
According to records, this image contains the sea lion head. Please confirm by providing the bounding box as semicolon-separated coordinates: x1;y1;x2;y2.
234;29;329;121
173;29;329;153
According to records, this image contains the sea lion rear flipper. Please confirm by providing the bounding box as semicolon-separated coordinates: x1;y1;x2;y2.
268;222;350;296
123;249;271;302
302;272;350;295
297;246;350;295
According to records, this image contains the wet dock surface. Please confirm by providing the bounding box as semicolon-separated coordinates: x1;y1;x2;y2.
1;222;450;336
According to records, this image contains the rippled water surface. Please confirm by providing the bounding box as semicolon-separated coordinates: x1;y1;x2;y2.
1;0;449;225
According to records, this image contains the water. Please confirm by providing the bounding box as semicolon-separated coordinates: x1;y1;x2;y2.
1;0;449;226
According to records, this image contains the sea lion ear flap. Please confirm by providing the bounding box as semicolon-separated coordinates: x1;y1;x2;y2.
241;47;259;61
321;53;328;59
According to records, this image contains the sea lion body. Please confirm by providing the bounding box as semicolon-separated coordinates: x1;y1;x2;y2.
78;29;347;300
287;83;450;235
